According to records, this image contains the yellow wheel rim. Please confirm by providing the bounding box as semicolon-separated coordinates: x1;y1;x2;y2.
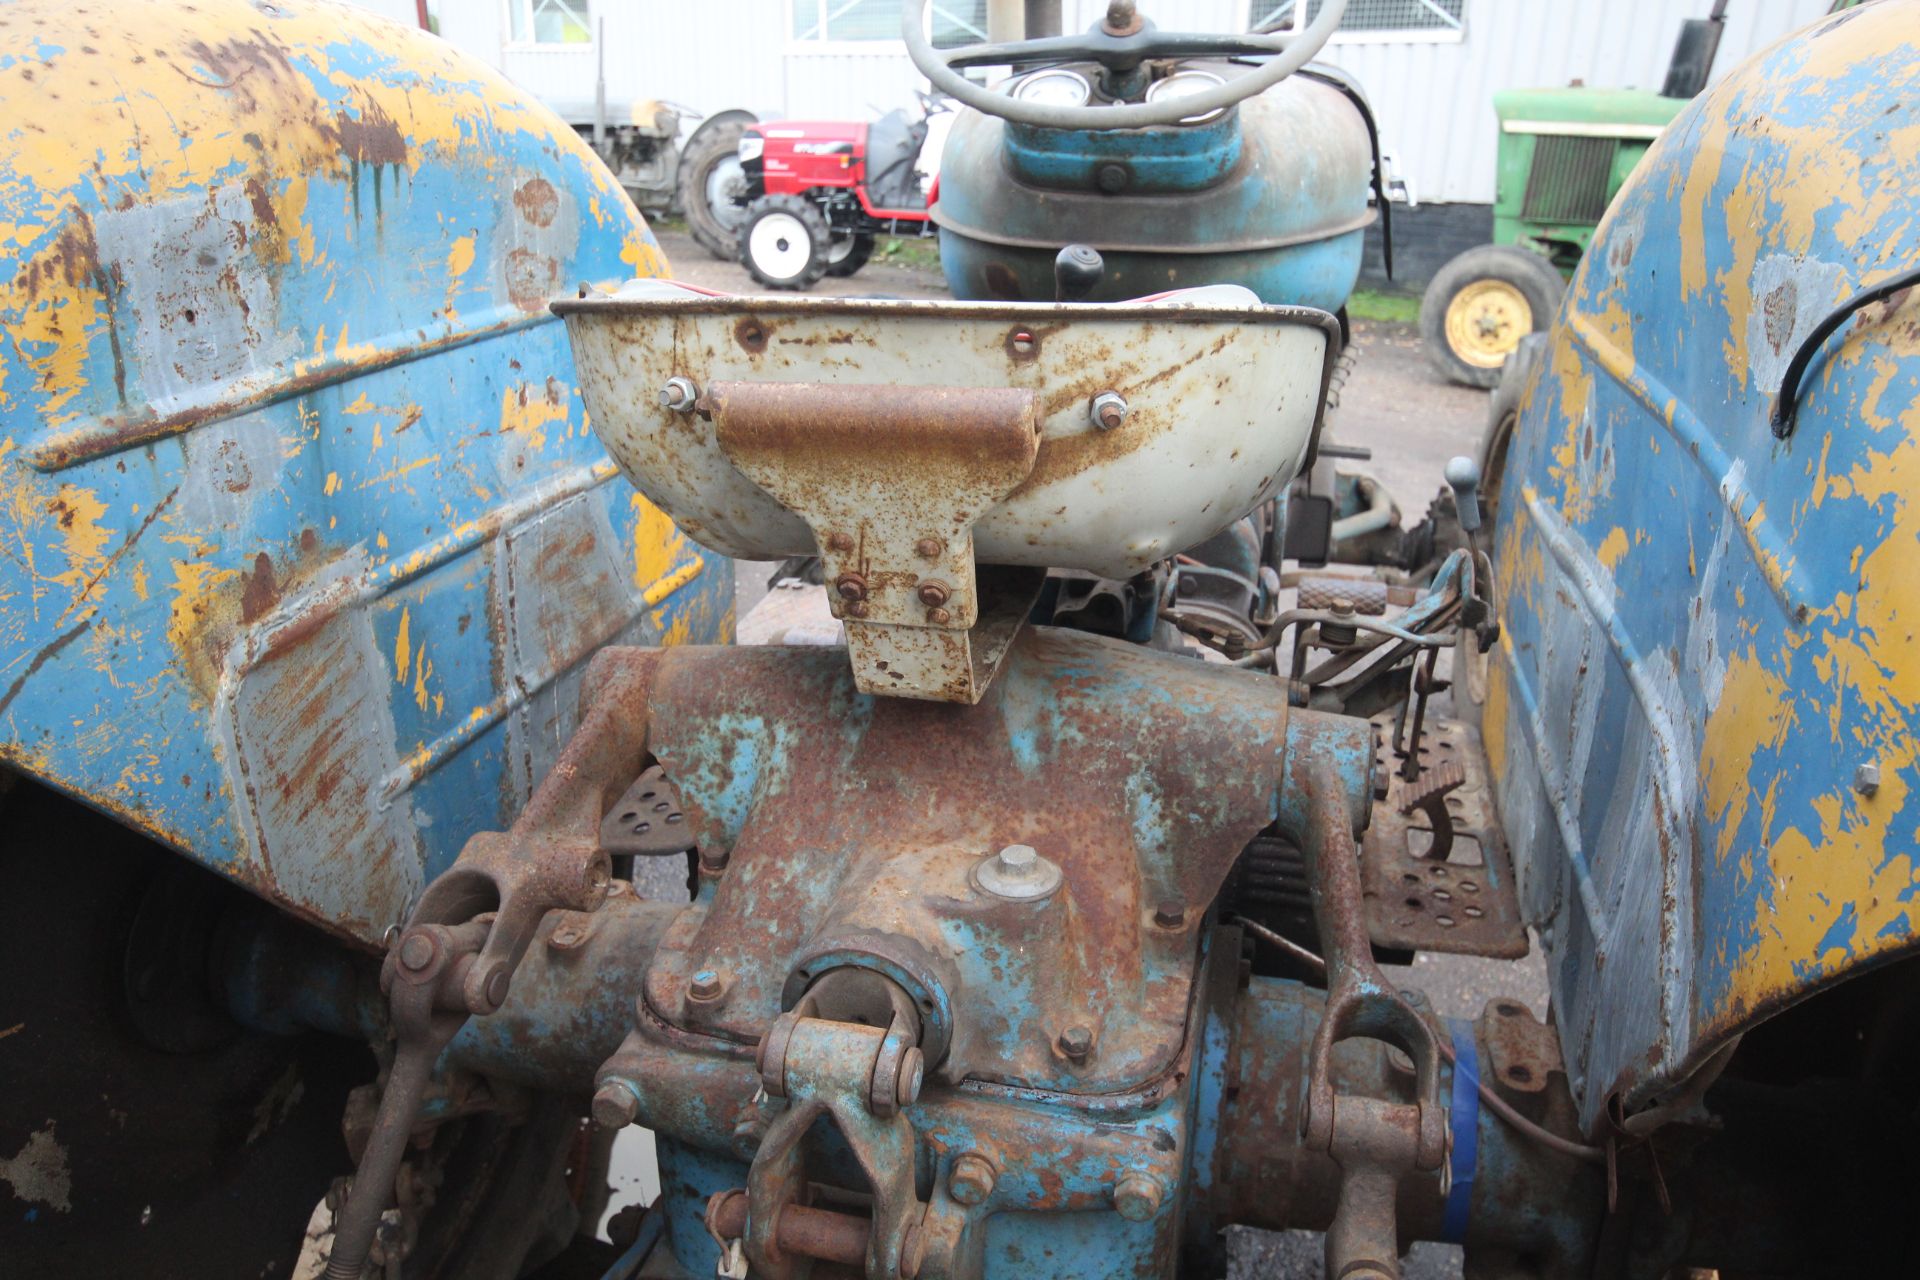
1444;279;1533;369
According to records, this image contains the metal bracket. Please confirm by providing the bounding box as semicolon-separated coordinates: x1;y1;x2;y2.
708;380;1042;704
743;1015;928;1280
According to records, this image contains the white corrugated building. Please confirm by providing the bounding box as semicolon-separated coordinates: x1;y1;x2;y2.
366;1;1835;204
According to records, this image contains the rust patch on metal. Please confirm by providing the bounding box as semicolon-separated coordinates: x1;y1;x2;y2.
513;177;559;227
734;317;769;353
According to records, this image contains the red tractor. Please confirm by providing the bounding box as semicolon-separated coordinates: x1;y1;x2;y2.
733;98;943;289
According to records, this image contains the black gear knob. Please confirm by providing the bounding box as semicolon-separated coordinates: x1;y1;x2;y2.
1054;244;1104;303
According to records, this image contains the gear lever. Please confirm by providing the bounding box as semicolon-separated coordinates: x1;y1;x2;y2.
1054;244;1104;302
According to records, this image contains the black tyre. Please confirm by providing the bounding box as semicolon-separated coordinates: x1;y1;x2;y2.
739;194;832;291
1455;332;1545;710
678;118;752;260
1419;245;1565;388
824;232;875;278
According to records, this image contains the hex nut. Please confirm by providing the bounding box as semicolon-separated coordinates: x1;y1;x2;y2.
592;1079;640;1131
1153;899;1186;929
688;969;726;1004
1113;1172;1163;1222
1057;1024;1094;1062
949;1152;997;1206
658;376;699;413
1090;391;1129;431
1856;761;1882;797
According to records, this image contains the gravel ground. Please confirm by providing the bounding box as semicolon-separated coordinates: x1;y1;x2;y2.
657;225;1549;1279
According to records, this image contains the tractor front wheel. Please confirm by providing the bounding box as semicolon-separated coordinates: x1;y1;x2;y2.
825;232;875;279
740;195;832;290
1419;245;1565;388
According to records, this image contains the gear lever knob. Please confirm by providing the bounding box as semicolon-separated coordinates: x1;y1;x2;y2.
1054;244;1104;302
1445;456;1483;535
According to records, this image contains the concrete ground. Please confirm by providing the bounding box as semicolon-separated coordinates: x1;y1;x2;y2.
645;225;1550;1279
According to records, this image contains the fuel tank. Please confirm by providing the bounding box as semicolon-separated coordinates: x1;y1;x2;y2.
932;66;1375;310
0;0;730;942
1486;0;1920;1131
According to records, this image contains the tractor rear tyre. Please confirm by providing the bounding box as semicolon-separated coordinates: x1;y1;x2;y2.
1419;245;1565;388
825;232;876;279
740;195;832;291
679;118;752;260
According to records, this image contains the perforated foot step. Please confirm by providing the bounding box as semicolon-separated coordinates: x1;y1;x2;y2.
1360;717;1528;958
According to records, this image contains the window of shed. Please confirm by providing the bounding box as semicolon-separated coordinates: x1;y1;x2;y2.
790;0;989;48
1249;0;1466;39
510;0;592;45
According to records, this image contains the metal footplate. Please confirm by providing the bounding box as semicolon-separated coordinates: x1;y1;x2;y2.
1362;716;1528;958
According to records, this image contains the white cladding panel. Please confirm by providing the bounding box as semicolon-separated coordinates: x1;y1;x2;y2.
392;0;1836;203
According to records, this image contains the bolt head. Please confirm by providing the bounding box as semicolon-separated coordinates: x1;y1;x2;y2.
397;933;435;972
700;847;731;874
897;1045;925;1106
483;966;512;1008
1856;761;1882;797
949;1152;997;1206
998;843;1037;871
591;1080;640;1131
1058;1024;1094;1061
1113;1172;1163;1222
916;581;950;607
826;531;855;553
926;606;951;626
914;537;943;560
1153;899;1186;929
688;969;726;1003
835;573;867;601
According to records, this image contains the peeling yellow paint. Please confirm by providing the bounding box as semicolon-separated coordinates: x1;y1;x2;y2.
1596;526;1630;573
394;606;412;684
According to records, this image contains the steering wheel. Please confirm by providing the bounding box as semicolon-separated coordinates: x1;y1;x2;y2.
903;0;1348;131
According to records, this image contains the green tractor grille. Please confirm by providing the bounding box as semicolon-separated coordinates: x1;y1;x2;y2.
1521;135;1618;224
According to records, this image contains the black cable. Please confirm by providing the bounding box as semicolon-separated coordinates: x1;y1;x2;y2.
1771;264;1920;439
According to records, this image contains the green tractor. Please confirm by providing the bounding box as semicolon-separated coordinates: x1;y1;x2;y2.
1415;0;1761;386
1418;85;1687;386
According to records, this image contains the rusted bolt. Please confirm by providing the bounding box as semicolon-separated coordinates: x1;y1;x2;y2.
397;933;435;972
901;1219;927;1279
976;843;1063;900
1856;760;1881;796
1057;1024;1094;1062
658;376;699;413
700;847;731;874
927;606;952;626
914;537;944;560
826;531;855;553
949;1153;997;1206
483;966;512;1008
916;580;950;607
1090;390;1128;431
835;573;868;602
846;600;870;619
1113;1172;1163;1222
591;1079;640;1131
1153;899;1186;929
688;969;727;1004
897;1046;925;1106
1321;598;1359;648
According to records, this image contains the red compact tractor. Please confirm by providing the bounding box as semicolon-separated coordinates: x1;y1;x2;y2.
733;98;943;289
